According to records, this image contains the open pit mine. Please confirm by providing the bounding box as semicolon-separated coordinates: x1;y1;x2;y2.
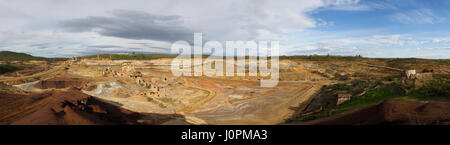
0;55;329;125
1;53;450;125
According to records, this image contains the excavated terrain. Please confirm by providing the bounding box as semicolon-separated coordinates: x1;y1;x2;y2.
1;57;449;125
309;99;450;125
0;88;188;125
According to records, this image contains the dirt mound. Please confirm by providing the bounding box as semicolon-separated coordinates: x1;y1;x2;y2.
33;77;85;89
0;89;188;125
314;99;450;125
0;82;26;94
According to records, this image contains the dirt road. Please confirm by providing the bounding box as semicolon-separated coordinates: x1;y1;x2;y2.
0;65;65;85
178;77;216;114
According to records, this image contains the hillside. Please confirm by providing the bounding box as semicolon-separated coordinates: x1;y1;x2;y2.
0;51;67;74
82;53;176;60
285;75;450;124
0;51;46;61
0;51;67;61
0;64;23;74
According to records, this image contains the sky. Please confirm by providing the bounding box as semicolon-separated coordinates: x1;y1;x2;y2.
0;0;449;58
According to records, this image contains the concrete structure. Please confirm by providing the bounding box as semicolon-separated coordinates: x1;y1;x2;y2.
404;70;416;79
337;94;352;105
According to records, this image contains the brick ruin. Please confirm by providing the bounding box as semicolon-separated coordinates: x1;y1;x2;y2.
402;69;433;88
98;61;174;100
336;94;352;105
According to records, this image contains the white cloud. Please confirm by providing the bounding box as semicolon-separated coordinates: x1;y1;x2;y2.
367;35;404;46
0;0;447;59
321;0;369;11
318;0;397;11
392;8;444;24
0;30;173;57
0;0;367;57
407;40;427;46
285;34;450;58
431;39;442;43
409;51;450;59
430;38;450;45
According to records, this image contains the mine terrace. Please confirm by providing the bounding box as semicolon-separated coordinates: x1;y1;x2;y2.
1;52;450;125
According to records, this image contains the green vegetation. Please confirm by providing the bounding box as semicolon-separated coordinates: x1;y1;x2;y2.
330;84;404;114
159;103;167;108
298;82;403;121
0;82;7;89
0;51;45;61
159;97;176;103
82;53;176;60
0;51;66;61
404;77;450;100
146;97;154;102
0;64;24;74
288;76;450;122
0;82;16;93
329;79;381;95
280;54;364;61
0;82;9;92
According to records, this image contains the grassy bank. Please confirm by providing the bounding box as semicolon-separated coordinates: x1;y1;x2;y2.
287;76;450;122
401;76;450;101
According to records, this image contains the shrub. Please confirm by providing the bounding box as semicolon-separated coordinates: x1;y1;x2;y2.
0;64;23;74
409;77;450;99
160;97;175;103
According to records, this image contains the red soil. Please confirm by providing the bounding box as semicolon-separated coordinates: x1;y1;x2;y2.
315;99;450;125
0;88;187;125
33;77;85;89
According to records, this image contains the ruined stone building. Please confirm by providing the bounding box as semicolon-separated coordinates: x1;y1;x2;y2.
402;69;433;88
337;93;352;105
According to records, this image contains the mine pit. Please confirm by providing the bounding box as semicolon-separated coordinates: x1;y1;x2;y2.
2;55;449;125
33;77;85;89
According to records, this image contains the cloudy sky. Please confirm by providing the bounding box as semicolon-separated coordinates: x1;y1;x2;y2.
0;0;449;58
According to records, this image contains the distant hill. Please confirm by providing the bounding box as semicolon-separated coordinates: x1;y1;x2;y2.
280;55;364;61
82;53;176;60
0;51;67;61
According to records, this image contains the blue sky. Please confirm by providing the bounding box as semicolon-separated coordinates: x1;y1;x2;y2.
0;0;449;58
287;0;450;58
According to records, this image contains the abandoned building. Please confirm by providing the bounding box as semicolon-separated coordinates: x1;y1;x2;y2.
402;69;433;88
337;93;352;105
